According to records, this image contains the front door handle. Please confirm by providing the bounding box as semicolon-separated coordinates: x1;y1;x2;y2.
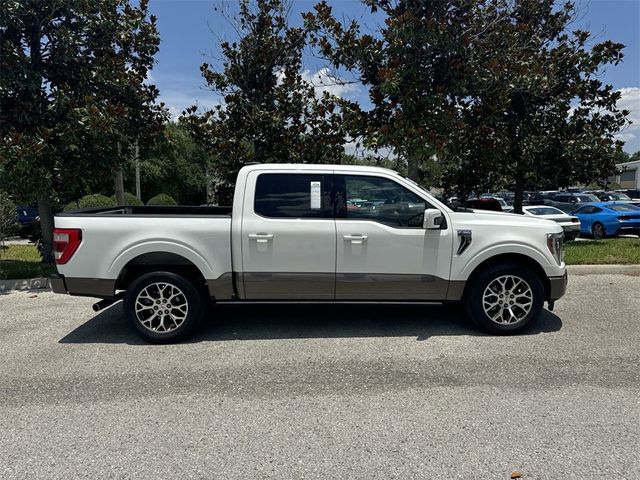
343;234;368;244
248;233;274;243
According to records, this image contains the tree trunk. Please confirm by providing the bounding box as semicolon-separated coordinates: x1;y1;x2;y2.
513;183;524;214
205;166;213;204
113;165;125;205
407;154;420;181
37;193;55;264
134;140;141;201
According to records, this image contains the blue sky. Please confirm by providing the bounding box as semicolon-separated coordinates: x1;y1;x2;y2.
148;0;640;153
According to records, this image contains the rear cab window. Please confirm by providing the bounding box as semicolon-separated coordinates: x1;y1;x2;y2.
254;173;333;219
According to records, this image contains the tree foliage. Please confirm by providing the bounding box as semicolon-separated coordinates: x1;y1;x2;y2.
182;0;347;204
0;0;165;261
304;0;478;183
441;0;629;211
141;123;209;205
305;0;630;211
147;193;177;206
0;192;18;246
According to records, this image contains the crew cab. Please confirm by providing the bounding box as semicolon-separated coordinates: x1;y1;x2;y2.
51;164;567;342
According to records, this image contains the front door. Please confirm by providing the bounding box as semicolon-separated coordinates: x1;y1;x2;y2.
240;170;336;299
334;173;453;300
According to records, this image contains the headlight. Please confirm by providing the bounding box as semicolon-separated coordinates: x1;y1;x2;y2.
546;232;564;265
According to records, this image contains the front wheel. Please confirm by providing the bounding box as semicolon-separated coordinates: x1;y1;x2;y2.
465;264;544;334
123;271;206;343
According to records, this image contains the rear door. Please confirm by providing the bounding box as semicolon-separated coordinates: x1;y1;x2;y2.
240;170;336;299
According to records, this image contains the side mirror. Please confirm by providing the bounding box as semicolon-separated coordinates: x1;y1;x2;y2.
423;209;445;229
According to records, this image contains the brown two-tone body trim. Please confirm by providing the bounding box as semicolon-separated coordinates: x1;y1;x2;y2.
51;275;116;298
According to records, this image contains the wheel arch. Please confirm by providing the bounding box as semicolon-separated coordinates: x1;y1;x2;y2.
115;252;208;293
462;253;551;302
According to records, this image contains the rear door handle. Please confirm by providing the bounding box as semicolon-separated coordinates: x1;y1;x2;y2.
343;234;368;244
248;233;274;243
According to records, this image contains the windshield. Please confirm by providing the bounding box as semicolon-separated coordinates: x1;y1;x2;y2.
526;207;565;215
608;192;631;200
577;194;599;202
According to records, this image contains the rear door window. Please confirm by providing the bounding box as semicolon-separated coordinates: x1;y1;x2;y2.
254;173;333;218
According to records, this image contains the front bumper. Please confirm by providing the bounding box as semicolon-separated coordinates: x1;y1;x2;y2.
548;270;568;300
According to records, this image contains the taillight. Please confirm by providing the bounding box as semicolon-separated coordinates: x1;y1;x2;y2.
571;217;579;223
53;228;82;264
618;216;631;221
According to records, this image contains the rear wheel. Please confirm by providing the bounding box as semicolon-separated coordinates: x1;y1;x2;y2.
465;264;544;334
591;222;605;240
124;271;205;343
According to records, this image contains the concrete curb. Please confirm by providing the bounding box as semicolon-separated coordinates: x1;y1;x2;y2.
0;277;51;293
1;265;639;293
566;264;640;276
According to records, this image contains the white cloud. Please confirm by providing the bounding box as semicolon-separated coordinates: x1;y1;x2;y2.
300;67;361;99
157;90;221;121
614;87;640;153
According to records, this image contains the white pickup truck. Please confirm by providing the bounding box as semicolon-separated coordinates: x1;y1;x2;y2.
52;164;567;342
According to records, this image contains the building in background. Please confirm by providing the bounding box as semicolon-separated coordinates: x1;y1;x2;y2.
609;160;640;189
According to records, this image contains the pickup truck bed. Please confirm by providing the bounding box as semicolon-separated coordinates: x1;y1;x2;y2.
57;205;233;217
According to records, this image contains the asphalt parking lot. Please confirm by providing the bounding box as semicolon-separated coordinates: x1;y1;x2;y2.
1;274;639;479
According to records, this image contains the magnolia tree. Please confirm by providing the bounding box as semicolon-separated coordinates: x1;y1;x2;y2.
0;0;165;262
181;0;347;204
441;0;630;212
305;0;630;208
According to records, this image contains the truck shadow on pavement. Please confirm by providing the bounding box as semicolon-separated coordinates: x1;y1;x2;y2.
59;302;563;345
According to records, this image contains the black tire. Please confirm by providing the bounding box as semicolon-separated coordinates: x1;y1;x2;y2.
591;222;605;240
123;271;205;343
464;264;545;335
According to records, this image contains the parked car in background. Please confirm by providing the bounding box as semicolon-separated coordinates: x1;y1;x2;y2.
572;202;640;239
522;206;581;240
466;197;504;212
496;192;515;206
524;191;554;206
481;195;513;212
16;205;39;238
585;191;633;202
550;193;600;213
616;189;640;200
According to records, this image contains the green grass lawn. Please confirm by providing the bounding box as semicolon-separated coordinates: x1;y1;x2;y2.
0;238;638;280
565;238;640;265
0;244;56;280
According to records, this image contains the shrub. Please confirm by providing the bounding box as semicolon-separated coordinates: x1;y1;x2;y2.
0;191;19;246
147;194;178;206
63;201;79;212
111;192;144;206
77;194;116;209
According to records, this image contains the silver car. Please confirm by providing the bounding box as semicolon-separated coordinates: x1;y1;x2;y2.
523;205;581;240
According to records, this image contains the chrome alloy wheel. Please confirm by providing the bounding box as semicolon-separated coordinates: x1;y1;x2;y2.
134;282;189;333
482;275;533;325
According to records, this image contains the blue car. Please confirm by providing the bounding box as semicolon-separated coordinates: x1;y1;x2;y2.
572;202;640;239
17;205;39;238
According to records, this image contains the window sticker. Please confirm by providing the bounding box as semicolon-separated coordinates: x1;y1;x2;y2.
310;181;321;209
